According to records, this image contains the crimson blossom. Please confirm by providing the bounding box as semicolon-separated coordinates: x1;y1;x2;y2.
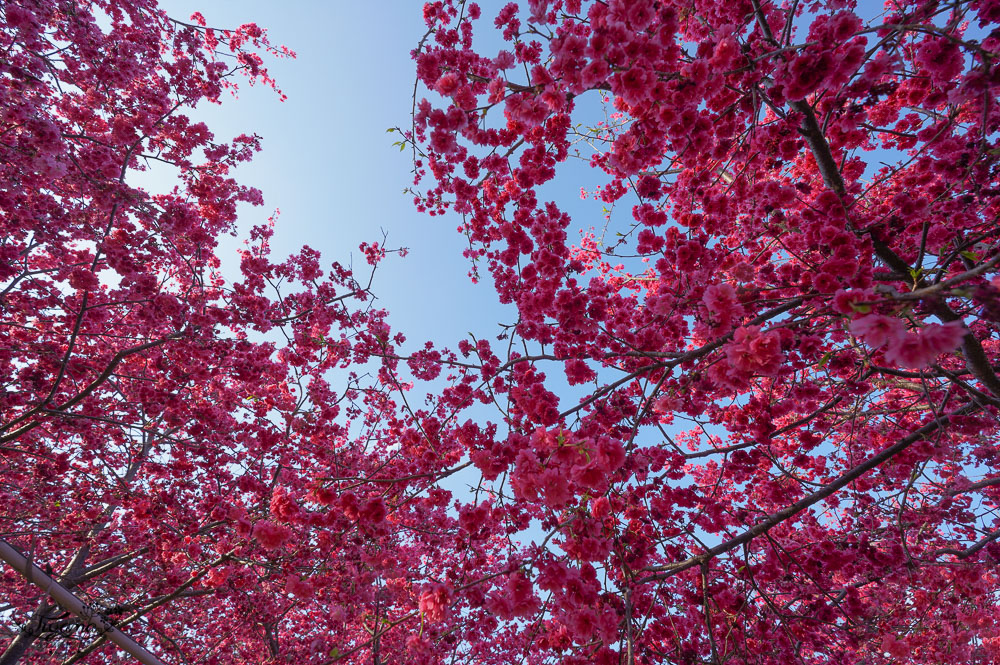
385;0;1000;662
7;0;1000;664
0;2;486;664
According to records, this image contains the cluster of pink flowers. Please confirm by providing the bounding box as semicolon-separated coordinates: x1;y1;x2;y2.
8;0;1000;663
511;429;625;509
850;314;966;368
404;0;1000;660
418;583;451;622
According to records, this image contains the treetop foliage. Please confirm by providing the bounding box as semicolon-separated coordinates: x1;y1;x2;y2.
3;0;1000;663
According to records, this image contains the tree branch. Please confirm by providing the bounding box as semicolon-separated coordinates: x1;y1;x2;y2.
0;538;166;665
636;406;972;584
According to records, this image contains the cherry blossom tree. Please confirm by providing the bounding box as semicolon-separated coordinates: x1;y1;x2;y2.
0;2;464;663
6;0;1000;664
387;0;1000;662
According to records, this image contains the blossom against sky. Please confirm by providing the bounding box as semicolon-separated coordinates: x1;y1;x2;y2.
155;0;512;346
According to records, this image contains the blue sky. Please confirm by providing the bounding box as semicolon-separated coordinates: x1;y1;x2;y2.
154;0;514;349
149;1;629;436
145;2;637;536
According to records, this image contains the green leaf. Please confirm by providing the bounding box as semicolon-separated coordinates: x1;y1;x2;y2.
385;127;395;133
849;302;871;314
817;351;834;369
961;250;979;261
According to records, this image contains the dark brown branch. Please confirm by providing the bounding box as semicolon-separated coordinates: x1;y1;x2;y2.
636;406;972;584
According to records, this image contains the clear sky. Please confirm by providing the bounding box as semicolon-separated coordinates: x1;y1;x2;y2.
153;0;516;349
145;3;620;537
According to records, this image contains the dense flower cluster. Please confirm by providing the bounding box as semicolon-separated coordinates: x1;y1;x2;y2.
398;0;1000;663
851;315;967;368
0;2;492;664
4;0;1000;664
